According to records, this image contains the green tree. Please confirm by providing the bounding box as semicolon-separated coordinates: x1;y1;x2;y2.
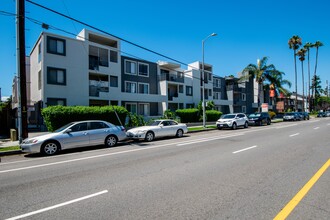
265;70;292;98
288;35;302;111
311;41;324;110
304;42;313;110
296;48;307;112
240;57;276;112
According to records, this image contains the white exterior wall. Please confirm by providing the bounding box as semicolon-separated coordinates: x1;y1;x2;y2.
30;36;43;104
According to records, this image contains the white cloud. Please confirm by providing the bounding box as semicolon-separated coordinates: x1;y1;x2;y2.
1;96;10;102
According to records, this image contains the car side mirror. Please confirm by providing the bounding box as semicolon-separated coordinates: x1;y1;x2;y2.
65;128;72;133
160;124;164;127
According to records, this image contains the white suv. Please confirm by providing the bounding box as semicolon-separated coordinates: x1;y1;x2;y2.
216;113;249;130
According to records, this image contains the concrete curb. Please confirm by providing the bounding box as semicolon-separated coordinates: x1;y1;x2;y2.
0;150;23;156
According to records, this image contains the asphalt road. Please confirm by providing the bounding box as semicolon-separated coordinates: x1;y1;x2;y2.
0;118;329;220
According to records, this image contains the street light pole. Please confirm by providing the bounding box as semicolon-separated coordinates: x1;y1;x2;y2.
202;33;217;128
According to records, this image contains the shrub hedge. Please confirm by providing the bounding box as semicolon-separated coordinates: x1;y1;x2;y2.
175;108;199;123
206;110;222;121
42;105;128;131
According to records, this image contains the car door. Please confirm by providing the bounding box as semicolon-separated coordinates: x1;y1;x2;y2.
88;121;110;146
159;121;173;137
237;114;245;126
61;122;89;149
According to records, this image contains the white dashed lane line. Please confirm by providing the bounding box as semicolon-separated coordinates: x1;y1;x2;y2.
232;145;258;154
289;133;300;137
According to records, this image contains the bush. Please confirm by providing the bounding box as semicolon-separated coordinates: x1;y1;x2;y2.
42;105;128;131
175;108;199;123
268;111;276;119
163;110;175;119
206;110;222;121
126;113;146;128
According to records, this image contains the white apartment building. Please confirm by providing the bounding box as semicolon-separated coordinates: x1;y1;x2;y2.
14;29;250;128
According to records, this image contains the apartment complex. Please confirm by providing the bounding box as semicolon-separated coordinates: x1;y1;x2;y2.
13;29;273;128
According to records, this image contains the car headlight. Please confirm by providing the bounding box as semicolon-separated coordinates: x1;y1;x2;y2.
24;139;38;144
137;130;146;134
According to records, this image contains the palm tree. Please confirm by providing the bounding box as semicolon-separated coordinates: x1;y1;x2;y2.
264;70;292;109
240;57;276;112
288;35;302;111
311;41;324;111
312;75;323;109
265;70;292;98
304;42;313;111
296;48;307;112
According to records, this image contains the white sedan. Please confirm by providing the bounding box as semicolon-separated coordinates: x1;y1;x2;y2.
126;119;188;141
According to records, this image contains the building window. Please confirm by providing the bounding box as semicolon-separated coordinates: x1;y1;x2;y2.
186;103;194;108
138;103;150;116
110;76;118;87
126;103;137;114
138;83;149;94
213;92;220;100
213;79;221;88
110;50;118;63
47;67;66;85
179;85;183;93
208;73;212;82
242;106;246;113
209;89;212;96
125;60;137;75
38;70;42;90
38;42;42;63
125;81;137;93
47;36;65;55
46;98;66;106
89;46;109;69
186;86;193;96
179;103;184;109
138;63;149;77
242;93;246;101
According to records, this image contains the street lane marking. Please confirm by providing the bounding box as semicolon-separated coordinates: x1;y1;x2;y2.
177;133;244;146
5;190;108;220
314;127;320;130
274;158;330;220
232;145;258;154
276;124;298;129
289;133;300;137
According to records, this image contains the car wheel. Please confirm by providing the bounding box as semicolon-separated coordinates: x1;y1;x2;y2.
232;123;237;130
267;119;271;125
41;141;59;156
176;129;184;138
145;131;154;142
244;121;248;128
105;135;118;147
217;127;222;130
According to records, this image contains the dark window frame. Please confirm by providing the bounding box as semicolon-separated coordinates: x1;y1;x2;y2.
46;98;67;106
47;36;66;56
47;67;67;85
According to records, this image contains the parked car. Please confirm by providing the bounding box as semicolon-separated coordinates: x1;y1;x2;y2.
297;112;310;120
216;113;249;130
283;112;300;121
317;111;327;117
126;119;188;142
325;111;330;117
20;120;127;155
247;112;271;126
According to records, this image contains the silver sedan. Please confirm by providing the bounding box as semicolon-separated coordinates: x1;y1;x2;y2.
20;120;127;155
126;119;188;141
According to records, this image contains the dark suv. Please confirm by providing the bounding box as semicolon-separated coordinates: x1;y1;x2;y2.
248;112;271;126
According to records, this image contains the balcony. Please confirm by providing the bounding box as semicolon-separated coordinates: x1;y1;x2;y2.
160;72;184;83
89;80;109;97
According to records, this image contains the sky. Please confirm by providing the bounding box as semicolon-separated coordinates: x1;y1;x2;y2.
1;0;330;101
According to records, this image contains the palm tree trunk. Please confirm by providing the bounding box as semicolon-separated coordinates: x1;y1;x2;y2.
294;50;298;111
301;61;305;112
312;47;319;111
307;49;311;111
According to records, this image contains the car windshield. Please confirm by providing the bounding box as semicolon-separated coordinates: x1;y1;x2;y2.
148;120;162;126
55;122;76;132
249;113;261;117
222;114;236;119
285;113;294;115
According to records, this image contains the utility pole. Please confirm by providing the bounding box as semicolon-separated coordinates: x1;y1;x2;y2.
16;0;28;142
